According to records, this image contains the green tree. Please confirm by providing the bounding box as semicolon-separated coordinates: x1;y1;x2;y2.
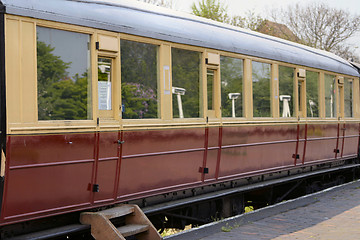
306;71;319;118
252;62;271;117
220;56;243;117
191;0;264;30
172;48;201;118
37;41;69;95
191;0;229;22
37;40;90;120
120;39;159;119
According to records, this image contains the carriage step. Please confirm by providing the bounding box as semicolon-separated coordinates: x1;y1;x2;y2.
98;205;135;219
118;224;150;237
80;204;162;240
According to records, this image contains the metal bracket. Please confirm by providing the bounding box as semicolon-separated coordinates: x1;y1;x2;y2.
92;184;99;193
292;154;300;159
334;149;340;153
199;167;209;174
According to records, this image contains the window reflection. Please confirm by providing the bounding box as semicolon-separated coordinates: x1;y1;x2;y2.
221;56;243;118
37;27;91;120
325;74;336;118
306;71;319;118
279;66;294;118
172;48;201;118
207;70;214;111
252;61;271;117
344;78;353;118
121;40;159;119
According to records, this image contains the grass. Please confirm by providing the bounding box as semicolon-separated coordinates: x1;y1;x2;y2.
160;225;192;237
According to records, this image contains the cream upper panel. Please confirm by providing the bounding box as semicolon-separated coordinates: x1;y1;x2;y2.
5;15;360;135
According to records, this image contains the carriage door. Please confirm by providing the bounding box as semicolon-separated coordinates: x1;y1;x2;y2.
336;76;344;159
203;53;221;182
294;69;306;165
93;34;121;204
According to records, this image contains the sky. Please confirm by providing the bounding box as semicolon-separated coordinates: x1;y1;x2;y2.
171;0;360;16
168;0;360;58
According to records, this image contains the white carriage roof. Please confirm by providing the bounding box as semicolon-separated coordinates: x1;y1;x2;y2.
2;0;359;77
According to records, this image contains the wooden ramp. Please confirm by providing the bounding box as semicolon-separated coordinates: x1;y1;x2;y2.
80;204;162;240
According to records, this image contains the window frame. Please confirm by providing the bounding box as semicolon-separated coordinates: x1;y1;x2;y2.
251;60;272;118
344;77;354;118
324;73;338;119
278;65;296;119
304;70;320;119
35;23;94;123
220;55;244;119
120;38;161;121
170;45;203;120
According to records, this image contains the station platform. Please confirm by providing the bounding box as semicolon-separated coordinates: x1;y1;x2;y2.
166;179;360;240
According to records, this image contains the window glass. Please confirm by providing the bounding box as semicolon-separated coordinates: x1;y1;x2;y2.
279;66;294;118
344;78;353;118
121;40;159;119
325;74;336;118
306;71;319;118
252;61;271;117
220;56;243;118
172;48;201;118
98;58;112;111
298;80;304;113
37;27;91;120
207;70;214;111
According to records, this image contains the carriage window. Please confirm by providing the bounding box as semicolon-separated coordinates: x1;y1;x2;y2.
220;56;243;118
252;61;271;117
325;74;336;118
344;78;353;118
207;70;214;111
306;71;319;118
121;40;159;119
279;66;294;118
98;58;112;111
37;27;91;120
172;48;201;118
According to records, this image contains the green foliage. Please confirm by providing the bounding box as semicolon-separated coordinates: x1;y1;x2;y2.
39;75;89;120
252;62;271;117
307;71;319;117
344;78;353;118
37;41;70;94
324;74;336;118
120;40;159;119
279;66;294;117
244;206;254;213
121;83;158;119
220;56;243;117
191;0;228;22
172;48;200;118
37;40;90;120
98;66;109;82
221;223;232;232
191;0;265;31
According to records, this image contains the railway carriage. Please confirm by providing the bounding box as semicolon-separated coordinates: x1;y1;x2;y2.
0;0;359;238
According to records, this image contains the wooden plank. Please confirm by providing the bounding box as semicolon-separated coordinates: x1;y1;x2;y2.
117;224;149;237
99;205;134;219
